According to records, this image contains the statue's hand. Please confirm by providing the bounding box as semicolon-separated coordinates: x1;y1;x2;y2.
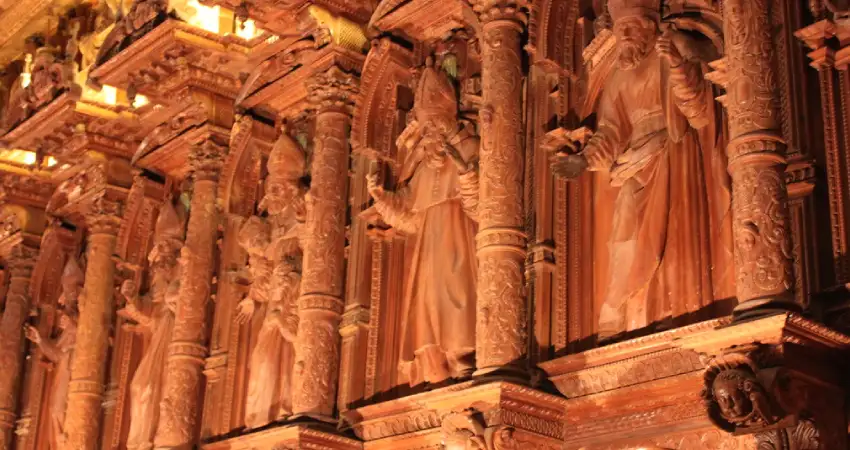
550;152;589;179
444;143;475;174
235;298;256;325
395;119;423;151
24;325;40;344
120;279;138;303
656;32;684;68
366;171;384;200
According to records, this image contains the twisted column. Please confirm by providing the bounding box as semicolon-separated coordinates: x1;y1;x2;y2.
0;246;36;450
154;137;226;449
291;66;358;421
64;199;122;450
723;0;798;318
468;1;529;376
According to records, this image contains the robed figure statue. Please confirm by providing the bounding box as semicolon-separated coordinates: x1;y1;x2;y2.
236;126;304;429
119;201;185;450
551;0;734;339
25;257;84;450
367;58;480;386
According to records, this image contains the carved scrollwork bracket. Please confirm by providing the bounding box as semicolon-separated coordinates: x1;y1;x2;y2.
189;135;229;182
440;409;525;450
307;65;360;115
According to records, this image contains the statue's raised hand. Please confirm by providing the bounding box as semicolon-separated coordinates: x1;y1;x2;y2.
395;119;423;151
656;31;684;67
235;298;256;325
120;279;138;303
550;152;589;179
444;142;475;174
24;325;41;344
366;170;384;200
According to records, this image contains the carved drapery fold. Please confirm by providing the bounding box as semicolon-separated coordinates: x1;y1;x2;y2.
0;245;37;450
467;0;530;376
291;66;358;421
63;200;122;450
154;136;227;448
723;0;798;317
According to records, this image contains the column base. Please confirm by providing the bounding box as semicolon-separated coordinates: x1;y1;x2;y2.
472;364;529;384
732;296;802;323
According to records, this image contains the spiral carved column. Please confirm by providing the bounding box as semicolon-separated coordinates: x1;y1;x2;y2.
0;246;36;450
154;137;226;449
468;1;529;376
291;67;358;421
723;0;798;317
63;199;122;450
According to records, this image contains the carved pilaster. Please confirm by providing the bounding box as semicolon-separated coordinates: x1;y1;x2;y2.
467;0;529;376
153;136;226;448
291;66;358;421
63;200;122;450
722;0;797;318
0;244;37;450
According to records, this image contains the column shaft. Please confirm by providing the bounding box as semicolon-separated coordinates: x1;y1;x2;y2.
0;252;35;450
64;206;121;450
474;12;529;375
291;68;356;419
723;0;797;316
154;138;225;449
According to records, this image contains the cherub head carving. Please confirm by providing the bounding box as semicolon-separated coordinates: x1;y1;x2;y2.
609;0;660;70
703;354;778;432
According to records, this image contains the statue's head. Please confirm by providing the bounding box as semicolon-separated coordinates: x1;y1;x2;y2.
149;202;184;295
238;216;271;255
712;369;756;422
58;309;76;330
261;128;306;216
610;0;659;70
413;58;458;143
60;257;84;310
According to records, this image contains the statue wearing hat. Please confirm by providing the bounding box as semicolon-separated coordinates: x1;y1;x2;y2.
25;257;84;450
235;122;305;429
366;57;480;386
551;0;734;340
119;200;186;450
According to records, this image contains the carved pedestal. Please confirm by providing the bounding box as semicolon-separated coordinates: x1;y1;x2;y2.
154;137;227;448
291;67;359;421
0;245;37;450
64;201;122;450
468;0;530;377
722;0;797;317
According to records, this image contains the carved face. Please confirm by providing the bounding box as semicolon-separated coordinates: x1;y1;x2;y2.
613;16;657;70
58;310;76;330
261;179;300;216
712;370;754;421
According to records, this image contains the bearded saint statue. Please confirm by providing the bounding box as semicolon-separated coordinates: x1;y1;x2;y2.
235;125;304;429
25;257;84;450
118;201;185;450
550;0;734;339
366;58;480;386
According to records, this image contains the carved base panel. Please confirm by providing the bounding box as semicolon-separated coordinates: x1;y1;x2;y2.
201;424;362;450
541;314;850;450
346;381;566;449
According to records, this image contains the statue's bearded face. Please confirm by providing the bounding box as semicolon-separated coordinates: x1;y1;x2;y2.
261;179;298;216
614;16;657;70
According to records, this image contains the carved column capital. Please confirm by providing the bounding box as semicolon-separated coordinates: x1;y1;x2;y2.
466;0;529;25
85;197;123;236
189;136;228;182
307;66;360;115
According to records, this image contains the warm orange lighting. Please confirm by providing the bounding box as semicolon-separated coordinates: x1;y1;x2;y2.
20;54;32;88
184;0;221;33
0;149;37;166
133;94;150;109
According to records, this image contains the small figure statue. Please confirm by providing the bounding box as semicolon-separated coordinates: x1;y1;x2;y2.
366;57;480;386
25;257;84;450
550;0;733;339
119;201;184;450
237;124;305;429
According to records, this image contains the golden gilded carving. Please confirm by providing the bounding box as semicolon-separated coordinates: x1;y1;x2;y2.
366;59;479;386
119;201;185;450
154;136;226;448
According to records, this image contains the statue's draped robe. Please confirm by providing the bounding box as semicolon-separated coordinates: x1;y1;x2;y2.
127;302;174;450
381;133;479;386
244;252;298;428
588;47;734;337
45;323;76;450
